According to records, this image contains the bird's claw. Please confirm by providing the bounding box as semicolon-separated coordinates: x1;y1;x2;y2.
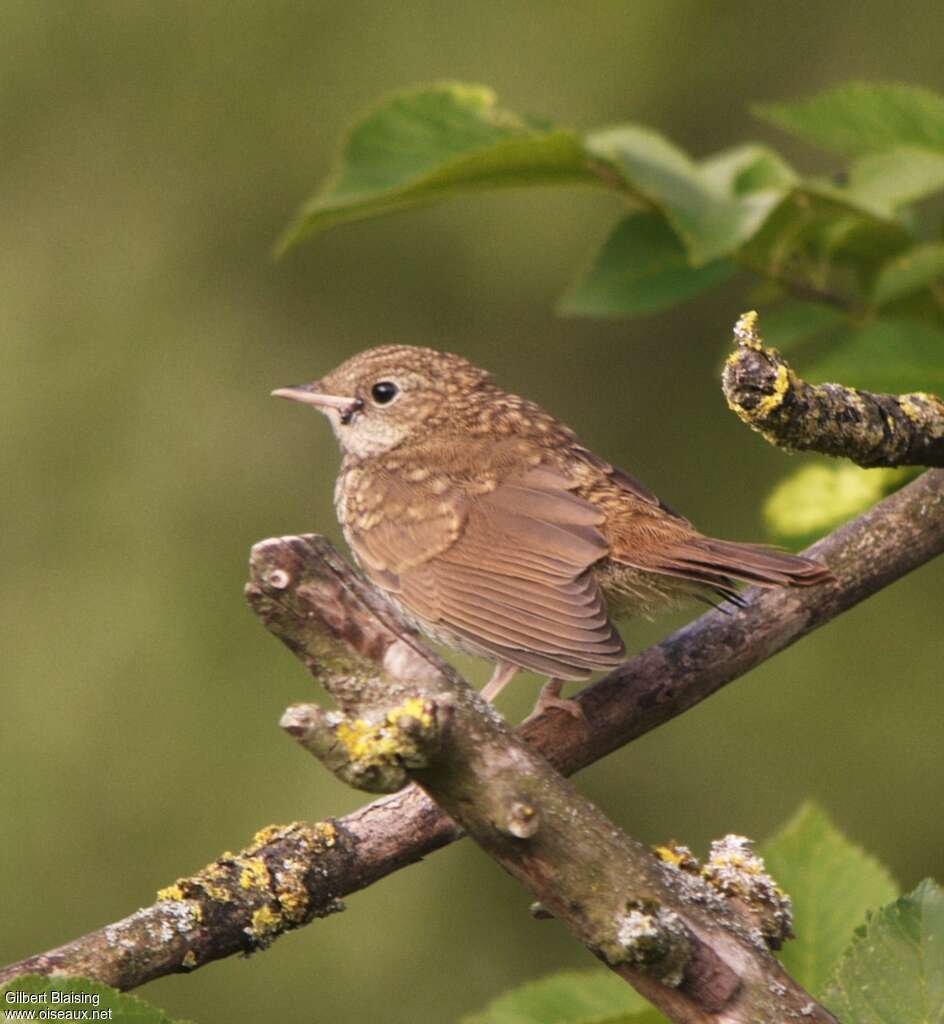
528;692;585;722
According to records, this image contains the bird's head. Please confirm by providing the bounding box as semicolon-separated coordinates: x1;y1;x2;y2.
273;345;494;458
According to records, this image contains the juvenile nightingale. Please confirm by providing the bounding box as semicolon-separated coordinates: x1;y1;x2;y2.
274;346;831;715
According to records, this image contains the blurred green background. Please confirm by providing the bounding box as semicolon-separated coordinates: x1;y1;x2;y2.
2;3;942;1022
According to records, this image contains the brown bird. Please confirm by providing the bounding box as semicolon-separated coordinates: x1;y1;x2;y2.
274;346;831;716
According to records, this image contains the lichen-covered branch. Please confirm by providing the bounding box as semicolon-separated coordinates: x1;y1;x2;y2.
246;534;832;1023
4;469;943;1007
0;821;348;989
723;310;944;467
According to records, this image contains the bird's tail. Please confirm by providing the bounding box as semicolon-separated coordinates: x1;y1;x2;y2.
619;535;833;605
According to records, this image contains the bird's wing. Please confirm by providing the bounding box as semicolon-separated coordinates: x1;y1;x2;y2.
572;445;692;524
347;465;625;680
593;455;830;600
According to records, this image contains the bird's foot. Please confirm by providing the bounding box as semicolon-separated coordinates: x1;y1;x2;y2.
527;679;585;722
532;693;585;721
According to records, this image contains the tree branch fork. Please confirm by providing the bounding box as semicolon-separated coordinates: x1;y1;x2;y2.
4;467;943;1019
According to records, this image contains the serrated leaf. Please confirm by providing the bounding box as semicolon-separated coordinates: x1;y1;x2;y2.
762;802;899;995
585;127;785;265
873;243;944;307
845;148;944;217
755;81;944;157
825;879;944;1022
807;318;944;394
756;299;847;351
461;968;664;1024
278;83;600;252
558;213;735;317
0;975;194;1024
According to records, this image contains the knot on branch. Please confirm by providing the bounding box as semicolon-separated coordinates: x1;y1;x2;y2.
600;900;691;988
281;698;450;793
723;310;944;468
501;800;540;839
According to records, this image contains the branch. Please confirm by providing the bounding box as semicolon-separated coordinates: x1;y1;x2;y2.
252;536;831;1022
3;469;943;1005
723;310;944;467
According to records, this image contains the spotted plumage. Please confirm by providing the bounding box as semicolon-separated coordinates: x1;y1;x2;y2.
274;345;832;710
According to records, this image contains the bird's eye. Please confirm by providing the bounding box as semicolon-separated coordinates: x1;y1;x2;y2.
370;381;399;405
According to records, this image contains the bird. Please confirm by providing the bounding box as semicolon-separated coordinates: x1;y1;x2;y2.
273;345;832;717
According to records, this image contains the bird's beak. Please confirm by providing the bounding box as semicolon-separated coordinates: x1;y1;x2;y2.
271;384;363;422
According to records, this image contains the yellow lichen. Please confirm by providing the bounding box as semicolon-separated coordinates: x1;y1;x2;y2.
336;718;392;761
182;950;198;969
753;360;792;418
394;696;434;730
185;858;236;902
251;824;287;849
239;857;271;892
654;844;698;872
316;820;337;847
336;698;433;765
201;880;233;902
157;883;185;902
249;905;282;940
277;883;310;924
901;392;944;437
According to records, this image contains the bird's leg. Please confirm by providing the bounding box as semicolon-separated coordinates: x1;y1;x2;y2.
530;678;585;721
480;660;519;703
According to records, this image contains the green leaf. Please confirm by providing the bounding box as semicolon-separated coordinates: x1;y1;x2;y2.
757;299;847;351
0;975;194;1024
764;464;918;545
807;318;944;394
278;83;601;252
699;143;797;196
461;968;665;1024
846;148;944;217
558;213;735;317
762;802;899;996
754;81;944;157
739;184;912;308
585;127;786;265
825;879;944;1023
560;142;797;315
873;243;944;307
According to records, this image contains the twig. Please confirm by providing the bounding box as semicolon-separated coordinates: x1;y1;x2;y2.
3;470;942;1003
723;310;944;467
